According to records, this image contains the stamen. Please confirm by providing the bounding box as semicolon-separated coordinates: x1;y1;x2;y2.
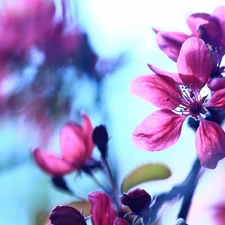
166;84;206;118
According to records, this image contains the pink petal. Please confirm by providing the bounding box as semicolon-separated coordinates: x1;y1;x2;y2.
155;31;189;61
81;113;94;159
186;13;210;35
196;119;225;169
148;64;183;84
211;6;225;46
88;191;116;225
204;88;225;110
207;77;225;91
152;27;160;34
177;37;211;90
32;148;75;176
132;109;186;151
114;218;129;225
60;121;86;166
130;74;181;110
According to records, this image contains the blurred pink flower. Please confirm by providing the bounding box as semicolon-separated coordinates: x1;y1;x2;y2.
32;113;94;176
154;6;225;62
0;0;55;62
130;37;225;169
88;191;128;225
0;0;82;65
19;83;71;146
37;25;82;65
187;160;225;225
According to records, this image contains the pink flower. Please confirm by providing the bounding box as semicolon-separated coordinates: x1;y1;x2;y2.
0;0;55;62
154;6;225;62
187;160;225;224
32;113;94;176
88;191;128;225
130;37;225;169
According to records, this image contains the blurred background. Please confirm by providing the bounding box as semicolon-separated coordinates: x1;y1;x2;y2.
1;0;225;224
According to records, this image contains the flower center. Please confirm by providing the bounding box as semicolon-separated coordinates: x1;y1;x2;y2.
167;84;207;119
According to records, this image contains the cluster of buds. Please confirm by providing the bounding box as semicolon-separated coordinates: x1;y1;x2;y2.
47;189;153;225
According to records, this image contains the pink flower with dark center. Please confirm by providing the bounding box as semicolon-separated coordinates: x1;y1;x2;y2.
88;191;128;225
32;113;94;176
130;37;225;169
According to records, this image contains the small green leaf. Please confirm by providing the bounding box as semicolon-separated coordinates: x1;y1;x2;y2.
67;200;91;216
121;163;171;193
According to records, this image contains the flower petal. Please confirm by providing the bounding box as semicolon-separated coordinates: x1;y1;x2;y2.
186;13;210;35
211;6;225;46
130;74;181;109
207;77;225;91
132;109;186;151
177;37;211;90
148;64;183;84
88;191;116;225
32;148;74;176
81;113;94;159
60;121;86;166
155;31;189;61
196;119;225;169
114;219;129;225
204;88;225;110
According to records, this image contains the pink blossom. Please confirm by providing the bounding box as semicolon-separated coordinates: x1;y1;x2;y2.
32;114;94;176
154;6;225;62
0;0;55;62
187;160;225;224
0;0;82;65
88;191;128;225
130;37;225;169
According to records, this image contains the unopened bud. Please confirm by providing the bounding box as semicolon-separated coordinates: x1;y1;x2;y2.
49;205;86;225
121;188;151;215
92;125;109;158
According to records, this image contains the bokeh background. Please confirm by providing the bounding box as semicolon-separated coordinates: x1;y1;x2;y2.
1;0;225;224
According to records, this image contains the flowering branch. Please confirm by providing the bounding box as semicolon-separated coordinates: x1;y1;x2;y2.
150;158;201;223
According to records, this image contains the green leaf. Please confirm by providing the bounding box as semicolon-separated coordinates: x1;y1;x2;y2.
121;163;171;193
67;200;91;216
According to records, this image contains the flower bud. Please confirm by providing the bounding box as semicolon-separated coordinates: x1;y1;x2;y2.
49;205;86;225
92;125;109;158
120;188;152;215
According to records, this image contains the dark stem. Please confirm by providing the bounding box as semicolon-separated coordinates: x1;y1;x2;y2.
177;158;201;220
102;158;120;209
150;157;202;223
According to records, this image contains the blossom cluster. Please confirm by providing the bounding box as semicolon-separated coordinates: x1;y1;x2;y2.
27;4;225;225
131;6;225;169
0;0;125;145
